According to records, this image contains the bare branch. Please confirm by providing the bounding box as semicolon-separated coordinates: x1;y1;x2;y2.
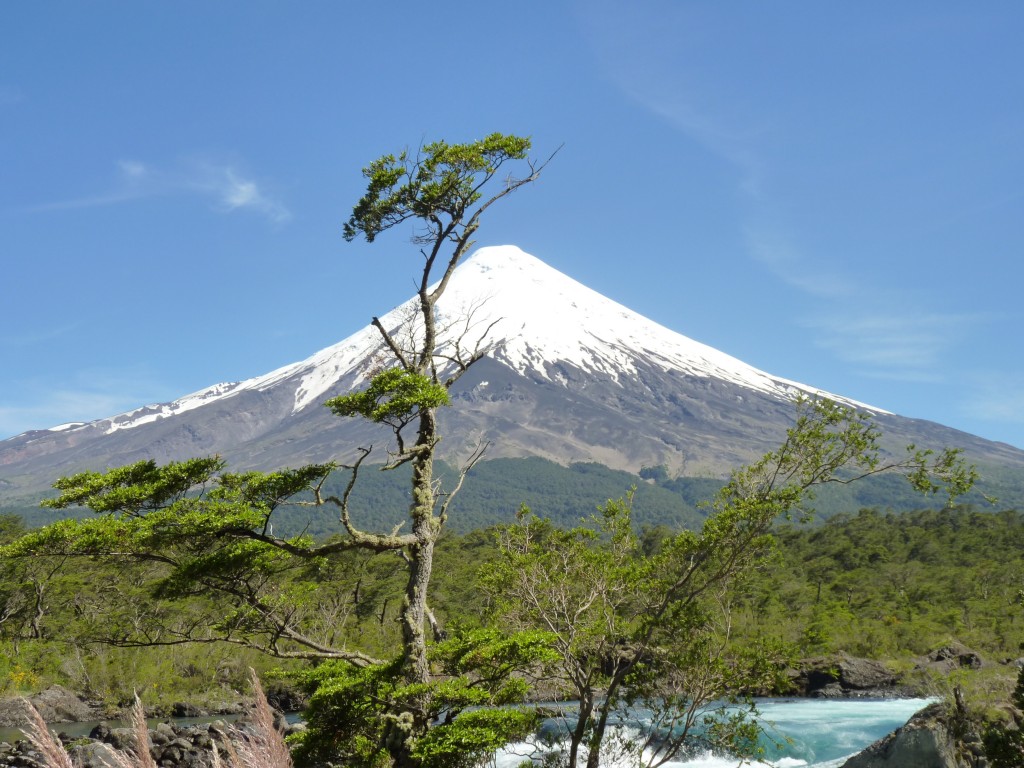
372;317;411;370
438;440;489;526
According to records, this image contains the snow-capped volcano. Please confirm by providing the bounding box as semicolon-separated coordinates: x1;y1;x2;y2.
435;247;881;409
2;246;1022;501
77;246;877;438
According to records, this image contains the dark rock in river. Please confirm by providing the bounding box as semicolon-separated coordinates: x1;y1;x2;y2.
791;655;899;697
264;684;306;714
171;702;207;718
83;719;236;768
0;685;100;727
840;704;959;767
29;685;100;723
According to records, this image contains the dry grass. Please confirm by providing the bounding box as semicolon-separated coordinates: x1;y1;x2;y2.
20;669;293;768
21;698;75;768
127;693;159;768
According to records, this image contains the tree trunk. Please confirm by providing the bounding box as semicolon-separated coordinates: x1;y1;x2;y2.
400;410;439;686
585;719;610;768
569;696;593;768
586;691;616;768
389;409;441;768
401;535;434;685
30;580;45;639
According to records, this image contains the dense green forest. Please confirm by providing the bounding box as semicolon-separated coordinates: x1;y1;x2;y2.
732;506;1024;660
6;454;1016;536
3;503;1023;709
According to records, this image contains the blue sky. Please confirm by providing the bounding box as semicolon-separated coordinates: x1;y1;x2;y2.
2;2;1022;451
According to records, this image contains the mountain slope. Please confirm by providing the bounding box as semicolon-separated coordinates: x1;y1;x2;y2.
2;245;1023;506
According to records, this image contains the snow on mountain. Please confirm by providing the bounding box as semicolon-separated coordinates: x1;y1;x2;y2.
69;245;879;438
435;246;885;412
3;244;1023;506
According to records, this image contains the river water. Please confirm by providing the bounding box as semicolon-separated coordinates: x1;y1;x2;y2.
2;697;929;766
495;697;933;768
0;713;242;746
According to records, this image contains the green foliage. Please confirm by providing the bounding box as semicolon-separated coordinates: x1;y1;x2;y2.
343;134;532;243
412;708;537;768
734;506;1024;659
0;514;26;542
327;368;450;424
207;457;707;541
292;628;555;768
483;494;786;767
4;348;998;768
9;453;1013;535
983;666;1024;767
43;457;225;515
0;459;411;665
638;464;669;483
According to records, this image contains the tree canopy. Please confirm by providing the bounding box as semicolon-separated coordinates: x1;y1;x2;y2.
484;396;975;768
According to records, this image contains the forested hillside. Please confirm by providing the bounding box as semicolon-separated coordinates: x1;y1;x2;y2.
733;506;1024;660
3;504;1023;707
6;455;1015;536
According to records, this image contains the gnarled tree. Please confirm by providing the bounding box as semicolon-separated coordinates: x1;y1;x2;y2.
4;133;556;768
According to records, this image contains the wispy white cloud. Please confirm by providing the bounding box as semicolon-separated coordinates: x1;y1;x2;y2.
748;222;989;381
28;162;151;212
806;309;984;378
602;63;771;202
188;164;292;224
581;4;1007;392
729;193;979;388
25;158;291;224
0;392;129;437
579;4;772;201
744;227;857;300
118;159;150;181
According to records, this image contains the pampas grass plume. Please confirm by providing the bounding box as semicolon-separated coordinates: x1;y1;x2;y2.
20;670;293;768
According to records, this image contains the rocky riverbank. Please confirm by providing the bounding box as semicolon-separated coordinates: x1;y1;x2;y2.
0;643;1011;767
0;678;304;768
0;713;307;768
839;692;988;768
2;719;228;768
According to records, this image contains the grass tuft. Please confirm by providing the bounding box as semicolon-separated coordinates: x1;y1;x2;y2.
20;670;293;768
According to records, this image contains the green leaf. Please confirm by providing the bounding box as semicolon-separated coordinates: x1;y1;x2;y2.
326;368;450;423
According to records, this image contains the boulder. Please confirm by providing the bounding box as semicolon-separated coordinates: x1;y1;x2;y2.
836;656;900;691
793;655;899;697
841;697;986;768
264;685;306;713
106;726;137;753
68;741;133;768
171;702;207;718
841;704;957;767
89;722;112;741
0;685;99;728
0;698;34;729
27;685;97;724
810;681;845;698
918;642;985;674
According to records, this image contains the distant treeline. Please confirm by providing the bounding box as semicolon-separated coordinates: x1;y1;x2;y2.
5;455;1018;536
